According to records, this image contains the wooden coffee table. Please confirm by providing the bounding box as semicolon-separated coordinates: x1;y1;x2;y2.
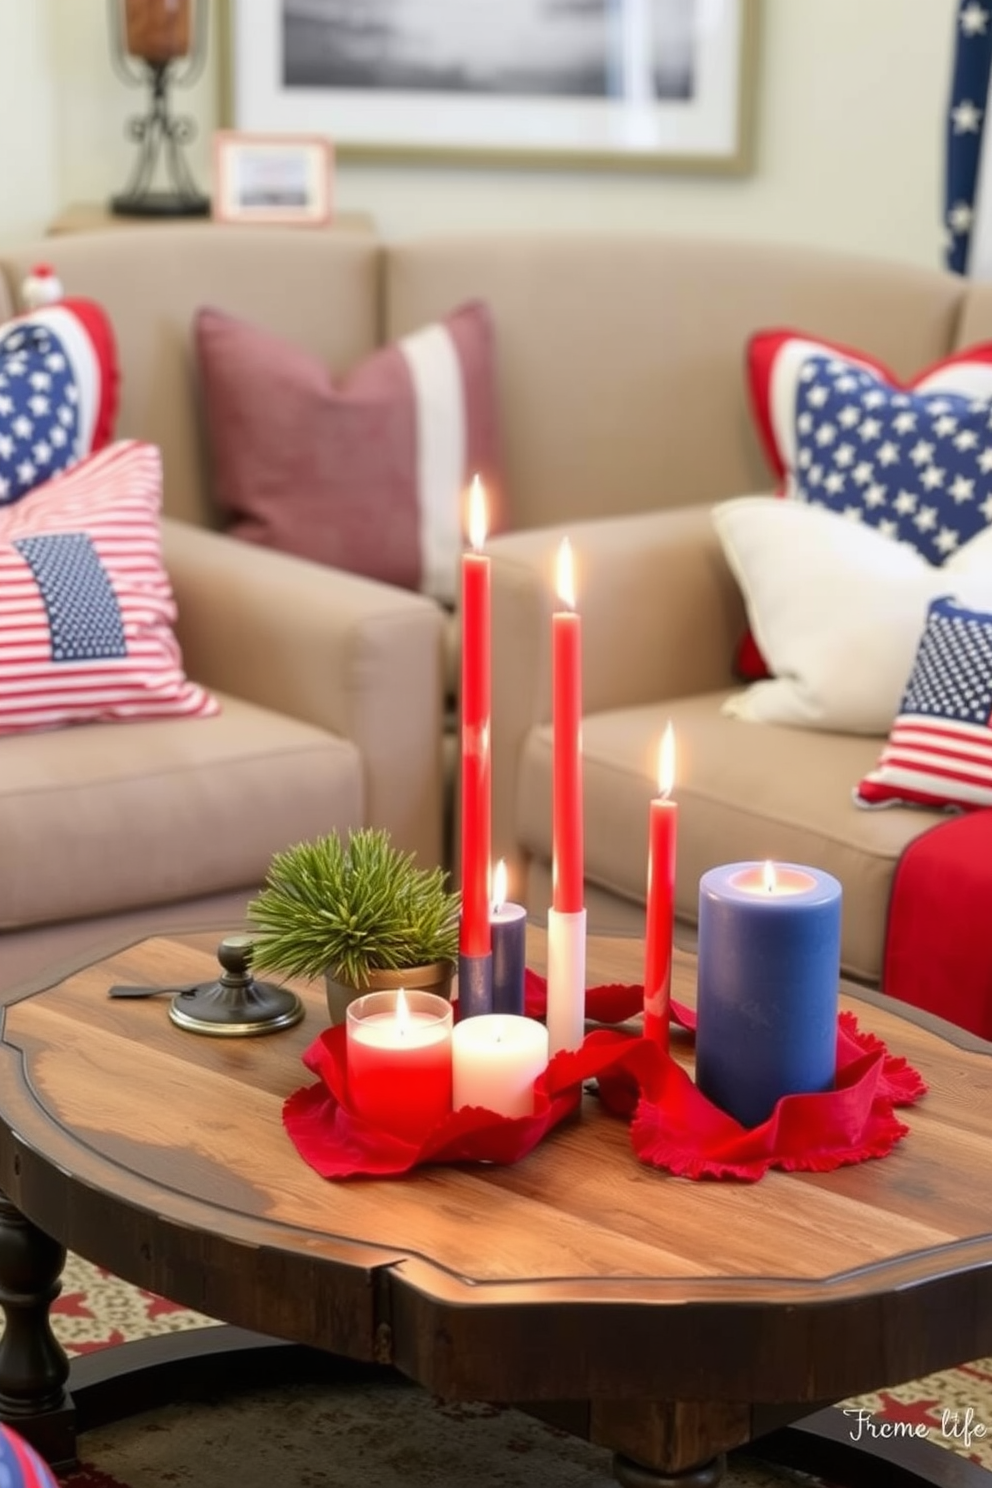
1;927;991;1487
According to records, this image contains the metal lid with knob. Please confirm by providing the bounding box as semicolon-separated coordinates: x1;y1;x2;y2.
167;934;304;1037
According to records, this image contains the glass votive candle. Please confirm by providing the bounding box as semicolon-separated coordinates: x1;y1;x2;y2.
452;1014;550;1119
346;988;453;1138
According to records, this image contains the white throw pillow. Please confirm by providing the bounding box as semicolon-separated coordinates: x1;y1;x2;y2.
713;497;992;734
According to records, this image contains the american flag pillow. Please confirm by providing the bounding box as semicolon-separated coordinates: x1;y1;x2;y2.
0;441;218;735
0;299;119;508
749;330;992;560
857;595;992;809
739;330;992;679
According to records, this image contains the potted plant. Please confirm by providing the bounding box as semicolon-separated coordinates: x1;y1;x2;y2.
246;827;461;1023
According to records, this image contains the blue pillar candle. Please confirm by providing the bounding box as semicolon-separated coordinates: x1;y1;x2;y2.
489;860;527;1015
490;898;527;1015
695;862;842;1129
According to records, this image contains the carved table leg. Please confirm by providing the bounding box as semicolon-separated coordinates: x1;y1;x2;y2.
614;1451;727;1487
594;1399;750;1488
0;1192;76;1469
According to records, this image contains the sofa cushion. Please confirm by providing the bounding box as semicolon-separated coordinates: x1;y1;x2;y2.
0;297;118;507
713;496;992;734
515;691;945;983
0;692;363;930
195;300;500;605
0;441;217;735
857;594;992;809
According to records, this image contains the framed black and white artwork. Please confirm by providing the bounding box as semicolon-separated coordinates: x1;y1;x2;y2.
222;0;758;174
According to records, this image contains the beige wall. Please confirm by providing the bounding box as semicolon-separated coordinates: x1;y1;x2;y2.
334;0;957;269
0;0;960;268
0;2;58;247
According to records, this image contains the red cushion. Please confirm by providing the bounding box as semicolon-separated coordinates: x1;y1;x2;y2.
195;302;501;605
740;328;992;679
0;441;218;735
883;811;992;1040
0;298;119;508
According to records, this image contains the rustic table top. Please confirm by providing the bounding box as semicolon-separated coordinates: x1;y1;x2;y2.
1;926;990;1412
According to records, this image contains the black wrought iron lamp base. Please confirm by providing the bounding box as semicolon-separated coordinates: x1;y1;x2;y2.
168;935;304;1038
108;14;211;223
111;189;210;218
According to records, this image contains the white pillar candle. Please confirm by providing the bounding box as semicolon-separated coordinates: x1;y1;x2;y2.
452;1014;550;1119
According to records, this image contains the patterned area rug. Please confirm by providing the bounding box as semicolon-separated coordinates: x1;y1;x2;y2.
24;1255;992;1486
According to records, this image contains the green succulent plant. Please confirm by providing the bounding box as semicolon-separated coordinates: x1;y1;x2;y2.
246;828;460;987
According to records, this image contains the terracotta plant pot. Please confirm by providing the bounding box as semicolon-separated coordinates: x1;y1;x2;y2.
324;960;455;1026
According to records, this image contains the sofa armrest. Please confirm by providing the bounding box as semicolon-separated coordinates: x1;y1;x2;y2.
488;505;745;875
162;519;446;868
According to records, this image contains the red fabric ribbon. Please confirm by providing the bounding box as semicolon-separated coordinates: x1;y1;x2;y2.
283;976;926;1183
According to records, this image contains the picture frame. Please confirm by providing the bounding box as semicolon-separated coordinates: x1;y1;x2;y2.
219;0;759;176
211;129;334;224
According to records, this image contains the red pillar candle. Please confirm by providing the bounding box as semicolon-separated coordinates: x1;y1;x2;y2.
552;538;584;914
460;476;492;959
346;988;454;1139
643;722;678;1047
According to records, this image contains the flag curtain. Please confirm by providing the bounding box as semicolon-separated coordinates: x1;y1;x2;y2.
946;1;992;274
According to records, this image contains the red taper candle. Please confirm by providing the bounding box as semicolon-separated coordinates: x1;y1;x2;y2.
552;538;584;914
459;476;492;958
644;722;677;1046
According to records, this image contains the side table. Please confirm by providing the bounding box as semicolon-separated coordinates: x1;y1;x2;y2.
48;202;376;236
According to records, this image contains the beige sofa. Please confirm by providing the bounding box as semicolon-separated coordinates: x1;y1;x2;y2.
385;233;992;985
3;225;987;993
0;228;446;993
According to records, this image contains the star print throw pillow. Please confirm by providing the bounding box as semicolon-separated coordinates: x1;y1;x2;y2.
0;299;119;509
738;329;992;679
0;440;218;735
856;594;992;809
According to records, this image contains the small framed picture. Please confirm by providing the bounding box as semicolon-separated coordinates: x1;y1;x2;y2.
212;130;333;225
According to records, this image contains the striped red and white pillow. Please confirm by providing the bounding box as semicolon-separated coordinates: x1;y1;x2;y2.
0;440;218;735
195;302;500;604
856;594;992;810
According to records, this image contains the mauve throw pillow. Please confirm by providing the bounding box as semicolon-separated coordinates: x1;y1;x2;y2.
195;302;501;604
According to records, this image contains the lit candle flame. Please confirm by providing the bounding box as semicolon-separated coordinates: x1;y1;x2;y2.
556;537;575;610
395;987;410;1033
657;722;675;800
492;857;508;913
762;861;777;894
467;474;487;552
